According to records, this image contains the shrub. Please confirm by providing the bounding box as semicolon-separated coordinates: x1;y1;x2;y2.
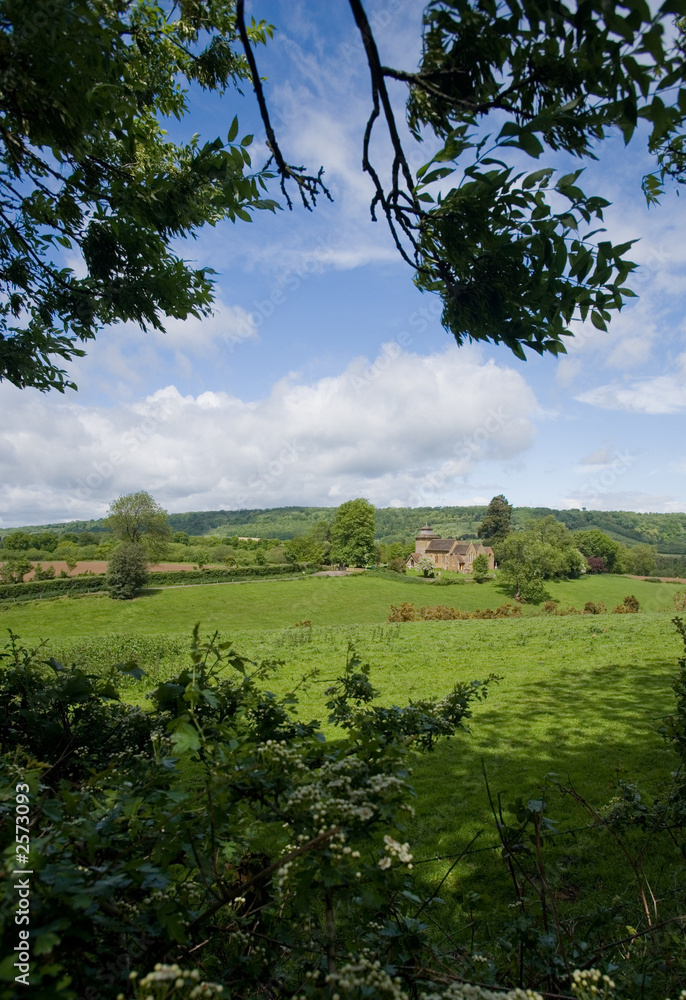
418;555;435;578
0;558;31;583
612;594;641;614
0;628;497;1000
587;556;606;573
542;600;559;614
583;600;607;615
33;563;56;581
388;601;418;621
386;557;407;574
674;591;686;612
106;543;148;600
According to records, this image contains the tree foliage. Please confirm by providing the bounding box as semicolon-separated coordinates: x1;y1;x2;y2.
478;494;513;543
0;0;278;391
107;491;171;561
4;2;686;390
105;541;148;600
574;529;625;572
284;520;331;564
498;516;585;600
624;542;658;577
249;0;686;362
330;498;376;567
472;551;490;581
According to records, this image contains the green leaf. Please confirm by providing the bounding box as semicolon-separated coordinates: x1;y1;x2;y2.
171;721;201;753
590;311;607;331
227;116;239;142
115;660;147;679
522;168;553;189
34;932;61;955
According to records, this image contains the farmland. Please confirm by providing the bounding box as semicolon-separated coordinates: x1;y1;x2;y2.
1;570;683;640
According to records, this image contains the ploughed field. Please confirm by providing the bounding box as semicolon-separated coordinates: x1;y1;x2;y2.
2;571;684;972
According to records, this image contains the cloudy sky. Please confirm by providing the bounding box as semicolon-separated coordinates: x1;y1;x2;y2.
2;0;686;527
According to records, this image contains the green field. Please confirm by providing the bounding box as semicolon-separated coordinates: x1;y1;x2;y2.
3;571;684;984
1;571;683;641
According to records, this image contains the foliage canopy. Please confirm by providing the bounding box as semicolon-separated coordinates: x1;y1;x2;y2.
3;2;686;390
330;497;376;567
107;491;171;561
0;0;277;391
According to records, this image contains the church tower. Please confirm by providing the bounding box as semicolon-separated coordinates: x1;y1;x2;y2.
415;524;439;556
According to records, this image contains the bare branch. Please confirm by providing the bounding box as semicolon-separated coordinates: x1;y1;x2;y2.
235;0;332;211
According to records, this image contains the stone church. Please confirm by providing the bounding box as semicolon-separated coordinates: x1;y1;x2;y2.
406;524;495;574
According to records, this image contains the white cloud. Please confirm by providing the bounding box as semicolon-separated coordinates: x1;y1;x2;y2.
0;346;537;525
576;372;686;414
578;447;614;466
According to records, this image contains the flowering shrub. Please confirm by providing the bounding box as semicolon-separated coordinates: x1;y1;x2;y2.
0;627;494;1000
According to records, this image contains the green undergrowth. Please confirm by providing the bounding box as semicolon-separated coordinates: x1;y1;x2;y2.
4;608;685;991
39;614;682;927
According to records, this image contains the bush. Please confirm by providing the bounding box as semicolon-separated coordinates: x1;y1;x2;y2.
33;563;55;581
542;600;559;613
587;556;606;573
106;543;148;600
388;602;521;622
388;601;418;621
386;557;407;574
0;557;31;583
612;594;641;614
0;628;495;1000
583;600;607;615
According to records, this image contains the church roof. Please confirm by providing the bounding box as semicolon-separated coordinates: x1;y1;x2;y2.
426;539;455;552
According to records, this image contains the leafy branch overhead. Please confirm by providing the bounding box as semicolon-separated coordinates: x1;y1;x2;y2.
0;0;278;391
240;0;686;360
2;2;686;392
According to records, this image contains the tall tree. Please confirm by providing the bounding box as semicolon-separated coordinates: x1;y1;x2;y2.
107;491;171;561
330;498;376;567
478;494;513;544
498;516;585;600
574;528;625;573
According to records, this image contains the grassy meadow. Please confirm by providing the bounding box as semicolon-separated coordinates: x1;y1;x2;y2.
1;570;683;640
2;570;685;972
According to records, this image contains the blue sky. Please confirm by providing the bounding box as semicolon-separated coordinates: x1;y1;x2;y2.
1;0;686;527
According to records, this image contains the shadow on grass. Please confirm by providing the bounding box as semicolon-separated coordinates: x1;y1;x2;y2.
407;654;678;862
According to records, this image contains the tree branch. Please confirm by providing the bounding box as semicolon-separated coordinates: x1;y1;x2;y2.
235;0;332;211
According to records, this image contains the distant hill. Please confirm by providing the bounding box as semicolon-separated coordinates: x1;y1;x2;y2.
3;504;686;554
